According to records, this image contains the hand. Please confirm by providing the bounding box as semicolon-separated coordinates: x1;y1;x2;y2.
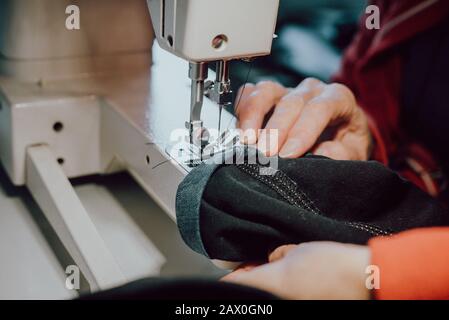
236;79;372;160
222;242;372;300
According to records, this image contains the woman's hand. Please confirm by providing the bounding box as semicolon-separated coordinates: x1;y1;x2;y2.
222;242;372;300
236;79;372;160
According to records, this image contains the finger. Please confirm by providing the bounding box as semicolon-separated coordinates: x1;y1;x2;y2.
313;141;353;160
222;261;284;295
278;98;333;158
235;83;257;114
257;81;322;156
337;120;372;161
269;245;298;263
221;269;247;282
278;85;352;159
256;94;303;156
298;77;324;89
236;81;289;144
235;84;257;144
220;261;264;282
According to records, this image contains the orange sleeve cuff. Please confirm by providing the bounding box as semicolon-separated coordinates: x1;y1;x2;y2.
369;228;449;300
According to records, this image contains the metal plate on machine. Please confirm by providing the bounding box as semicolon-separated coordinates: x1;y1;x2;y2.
165;129;241;173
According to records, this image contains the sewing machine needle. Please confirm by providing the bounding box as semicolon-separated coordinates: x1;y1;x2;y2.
218;105;223;141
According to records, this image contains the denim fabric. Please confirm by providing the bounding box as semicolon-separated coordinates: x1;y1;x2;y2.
176;147;449;262
176;162;220;257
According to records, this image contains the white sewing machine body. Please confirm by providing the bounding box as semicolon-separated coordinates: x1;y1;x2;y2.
0;0;279;294
148;0;279;62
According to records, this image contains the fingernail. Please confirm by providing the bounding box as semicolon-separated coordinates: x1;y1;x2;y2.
240;120;256;131
243;136;257;145
279;139;300;158
258;130;280;156
257;136;270;156
314;149;327;157
241;128;257;145
258;130;274;156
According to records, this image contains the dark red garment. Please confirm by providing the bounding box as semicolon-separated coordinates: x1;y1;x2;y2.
334;0;449;197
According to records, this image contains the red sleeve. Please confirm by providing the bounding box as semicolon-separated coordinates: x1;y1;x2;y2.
331;6;392;166
368;228;449;300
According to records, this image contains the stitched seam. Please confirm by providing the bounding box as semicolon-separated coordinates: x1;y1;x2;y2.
238;164;320;214
345;223;382;236
353;223;388;234
237;164;321;215
236;163;392;237
348;222;392;236
271;172;319;214
238;165;303;207
272;172;320;214
348;222;392;235
239;165;314;212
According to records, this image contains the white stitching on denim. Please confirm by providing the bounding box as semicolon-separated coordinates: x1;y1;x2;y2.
238;164;320;214
272;173;320;214
351;222;391;235
347;222;392;236
238;165;302;207
236;163;393;237
345;223;382;236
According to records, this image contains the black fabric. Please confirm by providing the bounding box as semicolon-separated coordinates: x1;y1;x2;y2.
176;149;449;262
81;277;277;300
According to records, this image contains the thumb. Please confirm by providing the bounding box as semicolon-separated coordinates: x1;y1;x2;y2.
222;262;284;296
269;244;299;263
313;141;353;160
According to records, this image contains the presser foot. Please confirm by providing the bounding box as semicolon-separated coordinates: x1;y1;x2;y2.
165;129;240;172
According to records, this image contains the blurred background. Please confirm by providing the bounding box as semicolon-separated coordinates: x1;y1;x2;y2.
229;0;367;93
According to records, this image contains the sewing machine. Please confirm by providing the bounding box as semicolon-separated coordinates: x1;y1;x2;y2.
0;0;279;293
148;0;280;165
